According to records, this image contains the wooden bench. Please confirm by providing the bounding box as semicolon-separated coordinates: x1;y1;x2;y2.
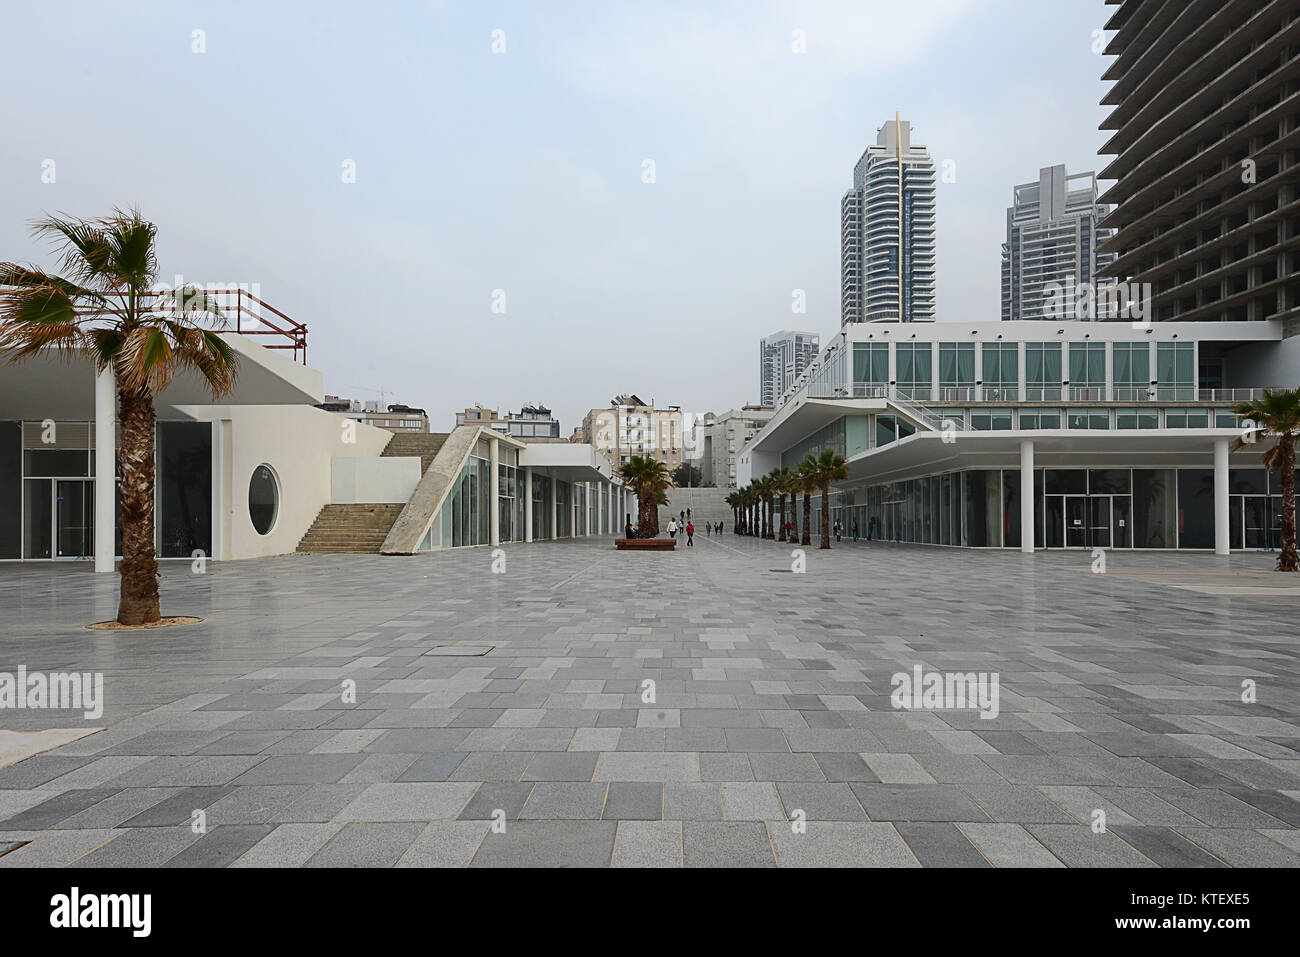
615;538;676;551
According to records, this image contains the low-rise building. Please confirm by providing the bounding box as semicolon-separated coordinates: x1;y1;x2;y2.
711;405;774;488
319;396;429;433
583;395;684;474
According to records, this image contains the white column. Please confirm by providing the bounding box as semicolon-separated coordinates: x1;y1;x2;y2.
94;367;116;573
1019;439;1034;554
599;482;606;535
1214;438;1230;556
550;475;558;540
524;467;533;543
489;438;500;547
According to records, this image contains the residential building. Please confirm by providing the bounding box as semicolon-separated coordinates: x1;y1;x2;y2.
760;330;820;406
711;405;774;488
318;396;429;433
455;405;509;432
737;319;1297;553
1096;0;1299;325
506;404;561;439
1001;165;1116;320
841;115;937;324
583;395;684;474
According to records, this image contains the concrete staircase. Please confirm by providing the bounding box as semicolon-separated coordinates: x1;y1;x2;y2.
296;504;406;554
382;433;449;474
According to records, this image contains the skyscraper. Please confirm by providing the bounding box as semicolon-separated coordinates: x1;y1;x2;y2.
840;115;936;324
1001;165;1116;321
1096;0;1298;325
760;330;820;406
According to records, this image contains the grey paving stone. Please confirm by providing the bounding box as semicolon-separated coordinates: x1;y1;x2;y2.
775;783;868;821
849;784;990;823
523;783;609;820
71;827;203;868
1174;828;1300;868
270;783;367;823
521;752;598;782
232;754;366;786
1025;824;1159;868
469;821;617;867
811;753;880;783
304;822;425;867
1109;825;1229;867
684;822;775;868
459;782;535;820
958;823;1064;868
602;783;663;820
663;783;724;821
230;823;343;867
699;753;753;782
0;829;118;867
746;753;826;782
960;785;1076;823
593;752;699;782
119;786;233;827
0;788;121;830
335;783;480;821
612;821;682;867
769;821;919;867
895;822;990;867
396;821;490;867
163;825;275;867
396;752;469;782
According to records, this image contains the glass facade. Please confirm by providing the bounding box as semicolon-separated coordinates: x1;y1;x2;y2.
440;454;491;548
825;466;1289;551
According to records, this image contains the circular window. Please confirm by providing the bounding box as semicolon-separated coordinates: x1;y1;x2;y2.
248;465;279;535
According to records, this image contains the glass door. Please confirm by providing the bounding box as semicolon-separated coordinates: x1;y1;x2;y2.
1113;496;1132;549
1064;496;1088;547
1243;496;1269;550
56;480;93;559
1089;495;1112;549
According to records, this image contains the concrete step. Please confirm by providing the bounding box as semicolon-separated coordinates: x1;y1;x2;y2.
297;504;405;554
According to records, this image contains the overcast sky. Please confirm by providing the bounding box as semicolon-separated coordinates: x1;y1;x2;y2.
0;0;1113;432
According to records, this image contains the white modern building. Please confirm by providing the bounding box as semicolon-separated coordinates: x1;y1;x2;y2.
737;319;1298;553
841;116;937;325
1001;165;1116;321
0;305;631;565
710;405;774;488
760;330;820;406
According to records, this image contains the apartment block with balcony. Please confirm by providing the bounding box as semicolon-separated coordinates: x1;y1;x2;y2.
1001;165;1117;321
841;116;937;324
1095;0;1300;327
582;394;684;474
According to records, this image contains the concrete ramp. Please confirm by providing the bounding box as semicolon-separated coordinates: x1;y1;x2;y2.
381;426;480;554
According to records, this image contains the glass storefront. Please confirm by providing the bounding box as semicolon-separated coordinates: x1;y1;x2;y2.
439;454;491;548
830;466;1289;551
3;419;208;560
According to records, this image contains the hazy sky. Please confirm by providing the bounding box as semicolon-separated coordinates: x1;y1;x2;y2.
0;0;1114;432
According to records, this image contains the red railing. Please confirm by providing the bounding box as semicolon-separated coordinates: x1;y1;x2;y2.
60;287;308;364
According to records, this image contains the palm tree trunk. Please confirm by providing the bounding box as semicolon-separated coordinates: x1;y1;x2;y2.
636;490;653;537
820;483;831;549
1279;435;1298;572
116;386;160;625
767;497;775;539
778;496;786;541
801;492;811;546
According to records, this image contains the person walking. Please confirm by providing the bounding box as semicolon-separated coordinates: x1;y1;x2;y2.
852;518;859;542
834;519;842;543
686;521;694;546
667;517;677;539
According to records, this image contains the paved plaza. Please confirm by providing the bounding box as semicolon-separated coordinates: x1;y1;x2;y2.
0;536;1298;868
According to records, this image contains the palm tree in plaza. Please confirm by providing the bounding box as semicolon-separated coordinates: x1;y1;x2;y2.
797;457;815;546
753;474;770;539
618;454;673;537
0;209;238;626
804;448;851;550
763;474;777;539
1232;388;1300;572
771;467;793;541
725;491;740;531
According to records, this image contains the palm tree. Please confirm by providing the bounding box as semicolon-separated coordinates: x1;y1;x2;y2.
752;475;770;539
797;457;815;546
1232;388;1300;572
771;467;794;541
803;448;850;549
725;491;740;532
617;454;673;537
762;474;777;539
1;209;238;626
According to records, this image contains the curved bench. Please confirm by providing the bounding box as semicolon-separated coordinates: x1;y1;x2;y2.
615;538;677;550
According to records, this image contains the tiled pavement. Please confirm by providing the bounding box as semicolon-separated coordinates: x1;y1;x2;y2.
0;536;1297;867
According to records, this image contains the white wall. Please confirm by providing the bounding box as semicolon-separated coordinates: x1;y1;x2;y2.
182;404;391;560
331;456;420;504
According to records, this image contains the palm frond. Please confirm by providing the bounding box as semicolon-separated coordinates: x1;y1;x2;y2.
117;325;176;394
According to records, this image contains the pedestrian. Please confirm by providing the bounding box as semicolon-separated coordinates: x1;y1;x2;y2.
834;519;842;542
852;518;859;542
667;517;677;539
686;521;694;546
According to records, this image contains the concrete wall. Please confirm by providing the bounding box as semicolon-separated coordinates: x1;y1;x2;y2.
657;488;733;527
1228;335;1300;390
182;404;392;560
331;456;421;504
